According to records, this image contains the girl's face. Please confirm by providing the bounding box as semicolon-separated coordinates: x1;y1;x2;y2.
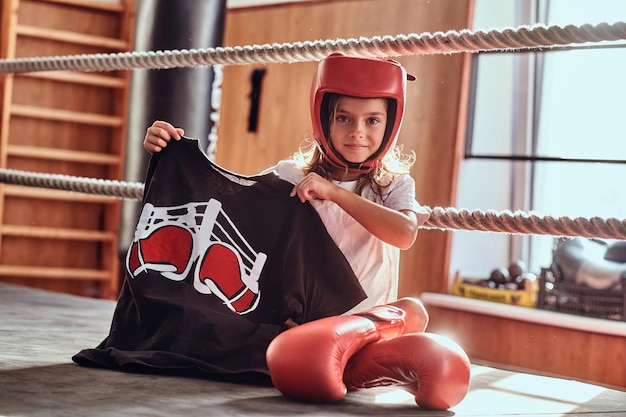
329;96;388;164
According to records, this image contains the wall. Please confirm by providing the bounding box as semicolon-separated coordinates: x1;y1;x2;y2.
216;0;474;297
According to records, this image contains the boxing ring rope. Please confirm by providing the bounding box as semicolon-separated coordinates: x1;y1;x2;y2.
0;168;624;240
0;21;625;73
1;21;625;240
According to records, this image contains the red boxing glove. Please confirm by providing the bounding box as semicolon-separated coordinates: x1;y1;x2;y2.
344;333;471;410
266;304;408;402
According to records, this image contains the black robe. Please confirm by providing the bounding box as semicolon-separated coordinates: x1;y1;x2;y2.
73;137;365;377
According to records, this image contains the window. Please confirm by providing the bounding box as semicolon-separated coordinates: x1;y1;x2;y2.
450;0;626;281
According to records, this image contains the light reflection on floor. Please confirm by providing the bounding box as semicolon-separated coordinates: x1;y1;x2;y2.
491;373;605;403
373;388;415;405
453;388;578;415
453;367;606;416
371;365;608;416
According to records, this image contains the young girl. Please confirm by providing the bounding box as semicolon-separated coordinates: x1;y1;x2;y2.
143;53;430;315
77;54;470;406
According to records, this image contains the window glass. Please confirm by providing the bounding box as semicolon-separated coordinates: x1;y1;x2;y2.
451;0;626;282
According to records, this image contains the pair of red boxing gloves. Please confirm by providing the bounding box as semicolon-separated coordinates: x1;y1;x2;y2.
266;298;471;410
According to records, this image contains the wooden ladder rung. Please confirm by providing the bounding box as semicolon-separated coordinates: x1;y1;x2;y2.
8;144;121;165
3;184;122;203
0;265;111;281
38;0;126;13
11;104;123;127
20;71;126;89
2;224;116;242
16;24;128;50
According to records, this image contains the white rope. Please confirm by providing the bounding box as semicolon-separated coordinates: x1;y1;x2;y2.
1;168;625;240
1;22;624;240
0;168;144;199
0;21;625;74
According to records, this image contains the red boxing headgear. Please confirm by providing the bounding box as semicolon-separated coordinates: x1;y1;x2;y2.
310;53;409;174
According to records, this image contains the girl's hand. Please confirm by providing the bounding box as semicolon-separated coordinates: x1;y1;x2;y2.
143;120;184;153
290;173;338;203
292;172;420;249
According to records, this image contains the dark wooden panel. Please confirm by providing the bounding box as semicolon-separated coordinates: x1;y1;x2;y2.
18;0;123;37
426;305;626;389
8;118;113;154
12;76;116;115
3;195;106;229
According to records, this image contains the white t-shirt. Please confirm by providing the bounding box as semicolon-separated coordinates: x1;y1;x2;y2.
262;159;428;314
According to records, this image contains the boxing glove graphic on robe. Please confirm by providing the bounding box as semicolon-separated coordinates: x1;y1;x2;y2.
127;199;267;314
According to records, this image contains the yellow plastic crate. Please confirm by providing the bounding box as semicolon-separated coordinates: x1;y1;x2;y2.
451;271;538;308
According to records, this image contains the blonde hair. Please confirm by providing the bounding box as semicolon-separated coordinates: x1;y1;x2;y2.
291;139;415;198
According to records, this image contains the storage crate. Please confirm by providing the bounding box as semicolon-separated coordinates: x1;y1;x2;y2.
451;271;538;308
538;266;626;321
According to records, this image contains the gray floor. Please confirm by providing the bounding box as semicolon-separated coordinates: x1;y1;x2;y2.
1;282;625;417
